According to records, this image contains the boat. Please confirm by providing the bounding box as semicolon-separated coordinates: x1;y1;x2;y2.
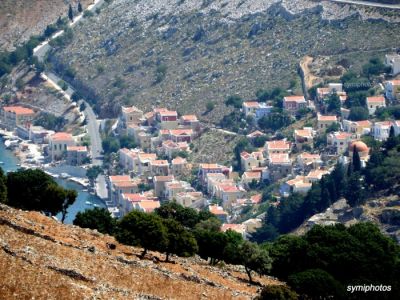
93;204;100;208
60;173;70;179
85;201;92;205
0;161;4;164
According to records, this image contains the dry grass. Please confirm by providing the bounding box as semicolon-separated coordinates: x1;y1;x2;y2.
0;204;281;299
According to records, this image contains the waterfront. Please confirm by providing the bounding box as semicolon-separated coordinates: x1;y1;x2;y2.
0;137;106;224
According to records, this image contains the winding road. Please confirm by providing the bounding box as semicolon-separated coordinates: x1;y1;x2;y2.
33;0;108;199
329;0;400;9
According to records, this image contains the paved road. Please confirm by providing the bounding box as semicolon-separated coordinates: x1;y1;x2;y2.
329;0;400;9
32;0;108;200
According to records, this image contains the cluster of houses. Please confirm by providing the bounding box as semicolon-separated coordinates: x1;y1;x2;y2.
0;105;89;166
2;53;399;238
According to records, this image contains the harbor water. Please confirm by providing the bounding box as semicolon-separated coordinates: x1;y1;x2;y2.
0;137;106;224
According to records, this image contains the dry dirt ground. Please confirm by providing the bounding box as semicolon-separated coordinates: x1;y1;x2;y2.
0;203;281;299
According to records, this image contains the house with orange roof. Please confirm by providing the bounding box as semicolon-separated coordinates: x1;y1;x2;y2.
118;148;143;172
246;130;265;140
317;114;338;133
135;200;161;213
49;132;76;161
66;146;88;166
121;191;158;215
153;175;175;198
242;101;260;116
267;153;292;181
165;180;194;201
280;175;312;196
264;139;291;156
198;163;231;184
343;120;371;136
283;95;307;114
327;131;353;154
1;105;35;131
205;173;228;195
240;151;264;171
171;157;188;177
305;169;330;183
175;191;204;207
294;127;314;150
316;83;344;102
108;175;142;206
297;152;322;171
385;80;400;101
169;129;193;143
180;114;200;130
241;171;261;186
138;153;157;176
242;101;272;120
118;105;143;133
209;204;228;223
155;109;178;129
250;194;262;204
149;160;169;176
366;96;386;115
160;140;190;159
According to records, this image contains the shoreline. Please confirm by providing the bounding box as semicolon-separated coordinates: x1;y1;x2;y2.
1;134;90;189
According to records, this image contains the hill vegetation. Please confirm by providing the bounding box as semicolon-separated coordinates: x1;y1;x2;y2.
49;0;400;121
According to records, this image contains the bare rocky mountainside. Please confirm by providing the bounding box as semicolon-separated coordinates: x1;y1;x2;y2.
0;0;92;51
0;203;280;299
50;0;400;121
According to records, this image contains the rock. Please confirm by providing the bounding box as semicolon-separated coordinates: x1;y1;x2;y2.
106;243;116;250
88;246;96;253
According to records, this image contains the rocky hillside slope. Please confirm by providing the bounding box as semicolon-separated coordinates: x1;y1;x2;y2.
0;203;280;299
51;0;400;121
295;196;400;242
0;0;92;51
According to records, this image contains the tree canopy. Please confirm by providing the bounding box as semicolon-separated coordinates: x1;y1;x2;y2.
5;169;76;220
73;207;116;235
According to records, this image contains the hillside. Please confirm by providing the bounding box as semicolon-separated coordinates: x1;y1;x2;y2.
50;0;400;121
0;0;92;51
0;203;280;299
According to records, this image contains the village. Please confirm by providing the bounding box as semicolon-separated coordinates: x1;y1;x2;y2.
1;52;400;238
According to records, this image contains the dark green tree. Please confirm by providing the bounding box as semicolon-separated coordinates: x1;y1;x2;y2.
162;219;198;262
256;285;298;300
288;269;345;299
68;4;74;21
78;2;83;13
344;172;365;207
0;167;7;204
352;148;362;172
250;224;279;243
73;207;116;235
326;93;341;115
349;106;369;121
86;166;103;185
6;169;76;217
119;135;137;149
222;229;244;265
116;211;168;258
155;202;200;229
238;241;271;283
194;228;227;265
225;95;243;108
